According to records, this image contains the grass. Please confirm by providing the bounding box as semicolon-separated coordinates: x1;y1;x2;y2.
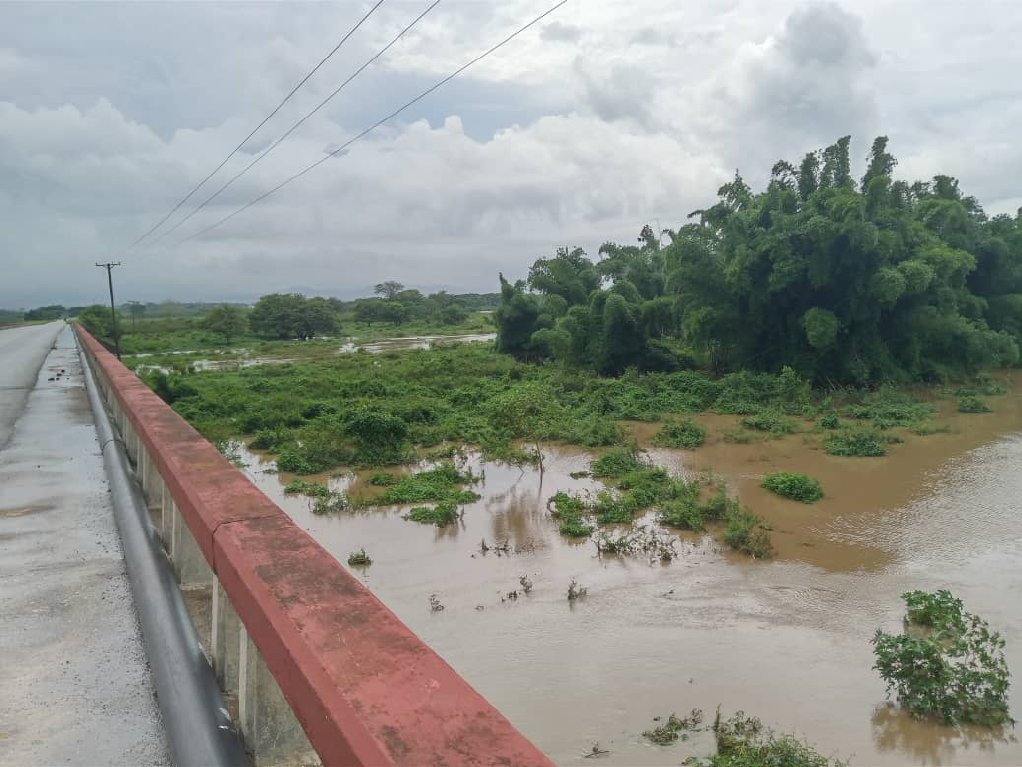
643;709;703;745
347;548;372;566
761;471;823;503
652;418;706;449
283;478;333;498
740;410;797;436
370;463;480;506
723;510;773;559
824;426;887;457
708;711;846;766
405;502;460;526
958;394;992;413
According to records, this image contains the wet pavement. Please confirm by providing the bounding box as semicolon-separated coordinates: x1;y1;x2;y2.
0;324;169;766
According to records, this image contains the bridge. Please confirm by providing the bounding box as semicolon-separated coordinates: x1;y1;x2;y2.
0;321;552;767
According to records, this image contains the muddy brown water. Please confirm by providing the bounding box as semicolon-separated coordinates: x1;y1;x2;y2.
234;377;1022;766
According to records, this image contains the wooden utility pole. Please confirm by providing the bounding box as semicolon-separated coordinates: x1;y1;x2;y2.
95;262;122;358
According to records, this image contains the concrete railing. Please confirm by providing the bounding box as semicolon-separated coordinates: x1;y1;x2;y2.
75;326;553;767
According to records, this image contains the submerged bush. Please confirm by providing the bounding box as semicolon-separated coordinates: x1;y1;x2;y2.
740;410;797;436
824;426;887;457
374;463;480;506
761;471;823;503
643;709;703;745
652;418;706;449
872;590;1012;727
405;502;460;526
723;509;773;559
709;711;846;766
958;394;992;413
347;548;372;566
283;478;332;498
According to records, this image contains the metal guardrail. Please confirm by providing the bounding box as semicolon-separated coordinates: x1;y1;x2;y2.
75;326;553;767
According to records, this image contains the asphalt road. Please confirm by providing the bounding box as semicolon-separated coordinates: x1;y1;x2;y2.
0;324;170;766
0;322;63;450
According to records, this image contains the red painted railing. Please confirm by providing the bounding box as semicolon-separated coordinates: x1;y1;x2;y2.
76;326;553;767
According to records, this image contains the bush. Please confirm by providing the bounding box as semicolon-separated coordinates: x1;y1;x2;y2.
761;471;823;503
817;412;839;430
723;509;773;559
405;502;460;526
740;410;797;436
368;472;397;486
958;394;992;413
824;427;886;457
872;590;1011;726
375;463;480;505
347;548;372;566
283;479;332;498
709;711;846;766
652;418;706;449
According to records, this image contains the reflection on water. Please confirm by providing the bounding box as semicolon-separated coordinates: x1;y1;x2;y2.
337;332;496;354
233;378;1022;766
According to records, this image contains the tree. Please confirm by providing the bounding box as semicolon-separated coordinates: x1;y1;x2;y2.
77;304;114;339
249;294;339;340
204;304;248;342
374;281;405;300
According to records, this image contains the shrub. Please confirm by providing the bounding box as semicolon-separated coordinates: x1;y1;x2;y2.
872;590;1011;726
761;471;823;503
958;394;992;413
723;509;773;559
405;502;460;526
559;517;591;537
590;447;644;478
368;472;397;486
347;548;372;566
283;479;332;498
824;427;886;457
643;709;703;745
817;412;839;430
845;389;935;428
709;711;845;766
740;410;797;436
376;463;480;505
652;419;706;449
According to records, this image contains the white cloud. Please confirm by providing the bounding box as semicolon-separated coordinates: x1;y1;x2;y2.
1;0;1020;308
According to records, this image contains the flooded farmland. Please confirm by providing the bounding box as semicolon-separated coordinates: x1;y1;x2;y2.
233;381;1022;766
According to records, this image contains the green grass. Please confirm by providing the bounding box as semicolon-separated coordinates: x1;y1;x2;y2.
405;502;460;526
370;463;480;506
761;471;823;503
957;394;992;413
723;509;773;558
282;478;333;498
740;410;797;436
652;418;706;449
824;426;887;457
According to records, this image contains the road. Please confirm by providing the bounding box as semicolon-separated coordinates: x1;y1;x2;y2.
0;323;170;766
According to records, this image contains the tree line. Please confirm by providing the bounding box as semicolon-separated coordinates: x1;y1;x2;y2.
76;286;500;344
495;136;1022;384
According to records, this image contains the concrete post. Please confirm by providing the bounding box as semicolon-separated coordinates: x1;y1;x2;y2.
238;628;319;767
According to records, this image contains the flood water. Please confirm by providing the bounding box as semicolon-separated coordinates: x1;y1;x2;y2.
235;378;1022;766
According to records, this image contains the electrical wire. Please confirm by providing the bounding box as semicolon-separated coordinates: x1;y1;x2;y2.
150;0;441;244
176;0;568;245
129;0;385;249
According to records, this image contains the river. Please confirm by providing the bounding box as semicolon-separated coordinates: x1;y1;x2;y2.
235;377;1022;765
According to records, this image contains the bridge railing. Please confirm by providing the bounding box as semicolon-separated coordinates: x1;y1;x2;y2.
75;326;552;767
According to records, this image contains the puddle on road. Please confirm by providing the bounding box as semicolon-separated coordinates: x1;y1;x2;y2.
232;378;1022;766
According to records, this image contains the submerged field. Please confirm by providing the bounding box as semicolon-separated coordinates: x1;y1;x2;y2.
132;336;1022;764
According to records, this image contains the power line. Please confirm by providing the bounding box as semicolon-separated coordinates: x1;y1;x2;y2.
150;0;441;245
129;0;385;250
178;0;568;245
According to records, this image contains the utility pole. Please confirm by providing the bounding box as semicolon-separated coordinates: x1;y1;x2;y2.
95;262;122;358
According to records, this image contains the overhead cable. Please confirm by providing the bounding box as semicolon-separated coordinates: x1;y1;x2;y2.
129;0;385;249
177;0;568;245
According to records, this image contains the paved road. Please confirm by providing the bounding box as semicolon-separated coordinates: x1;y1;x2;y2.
0;324;170;766
0;322;63;450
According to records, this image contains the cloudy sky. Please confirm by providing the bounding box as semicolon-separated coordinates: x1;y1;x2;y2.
2;0;1020;308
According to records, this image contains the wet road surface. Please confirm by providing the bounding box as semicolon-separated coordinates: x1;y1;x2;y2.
0;324;169;766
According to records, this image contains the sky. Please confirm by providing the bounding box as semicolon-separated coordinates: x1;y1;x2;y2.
2;0;1021;308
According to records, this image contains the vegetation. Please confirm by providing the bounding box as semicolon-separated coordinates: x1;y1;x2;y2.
204;304;249;342
405;503;460;526
761;472;823;503
652;418;706;449
369;463;480;507
494;136;1021;385
282;478;332;498
723;510;774;559
704;711;846;766
347;548;372;566
643;709;703;745
824;426;888;457
567;578;587;601
958;394;992;413
873;590;1012;726
249;293;338;340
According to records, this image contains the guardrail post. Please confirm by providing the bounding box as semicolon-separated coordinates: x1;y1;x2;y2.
238;629;319;767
